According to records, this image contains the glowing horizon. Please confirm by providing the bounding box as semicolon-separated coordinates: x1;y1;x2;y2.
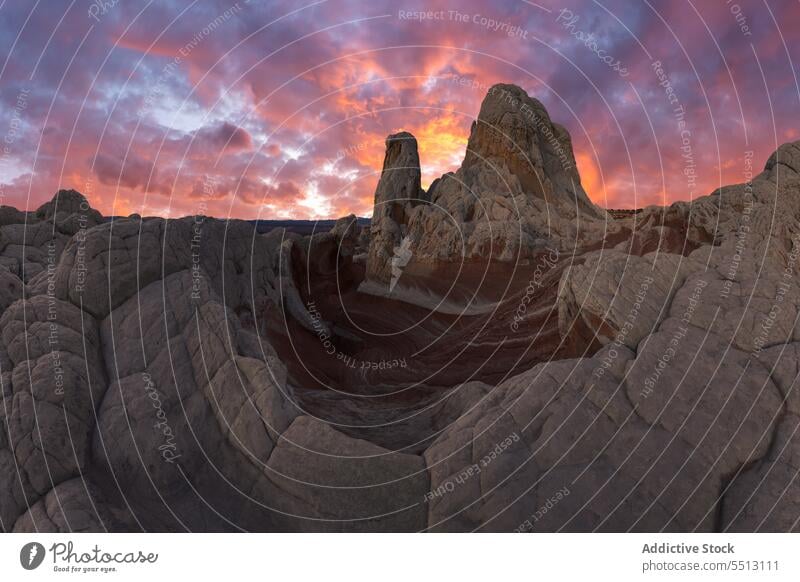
0;0;797;220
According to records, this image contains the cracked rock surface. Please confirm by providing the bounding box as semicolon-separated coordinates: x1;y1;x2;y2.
2;85;800;532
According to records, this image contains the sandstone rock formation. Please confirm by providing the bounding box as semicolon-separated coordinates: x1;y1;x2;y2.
363;84;609;296
2;85;800;532
365;132;427;286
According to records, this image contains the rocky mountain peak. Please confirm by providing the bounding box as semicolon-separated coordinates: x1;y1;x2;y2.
36;189;91;219
362;84;608;291
375;132;425;208
365;132;427;284
463;83;600;217
765;141;800;178
34;188;103;235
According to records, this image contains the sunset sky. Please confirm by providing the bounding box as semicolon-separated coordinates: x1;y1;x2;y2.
0;0;798;219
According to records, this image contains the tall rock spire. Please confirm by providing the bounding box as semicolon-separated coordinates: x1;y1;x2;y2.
365;132;426;285
363;84;609;293
462;83;601;219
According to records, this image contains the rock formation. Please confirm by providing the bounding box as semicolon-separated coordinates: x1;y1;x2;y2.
365;132;426;286
1;85;800;532
362;84;609;296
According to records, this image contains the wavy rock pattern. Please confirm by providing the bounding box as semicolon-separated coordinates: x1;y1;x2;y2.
2;85;800;532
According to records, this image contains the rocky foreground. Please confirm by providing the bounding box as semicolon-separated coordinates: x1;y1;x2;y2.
2;84;800;532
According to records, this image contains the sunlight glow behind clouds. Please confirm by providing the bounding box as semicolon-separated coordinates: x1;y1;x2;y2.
0;0;797;219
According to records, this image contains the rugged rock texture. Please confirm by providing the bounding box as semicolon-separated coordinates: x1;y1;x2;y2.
2;84;800;532
363;84;609;292
365;132;426;286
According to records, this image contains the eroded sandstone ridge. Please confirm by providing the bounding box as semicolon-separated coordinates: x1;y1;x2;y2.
365;132;427;285
363;83;607;296
2;85;800;532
